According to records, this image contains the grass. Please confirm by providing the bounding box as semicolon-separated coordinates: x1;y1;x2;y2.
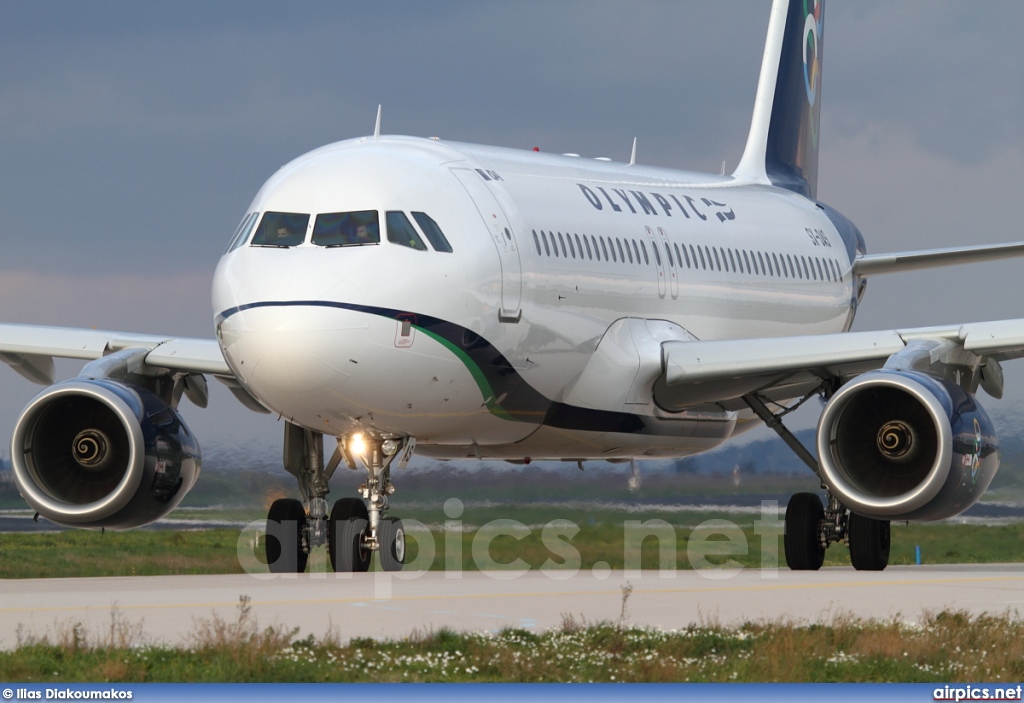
2;516;1024;579
1;596;1022;682
0;530;246;578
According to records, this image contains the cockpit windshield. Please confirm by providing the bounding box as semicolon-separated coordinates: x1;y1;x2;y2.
386;211;427;251
250;212;310;247
412;212;454;253
226;212;259;252
312;210;380;247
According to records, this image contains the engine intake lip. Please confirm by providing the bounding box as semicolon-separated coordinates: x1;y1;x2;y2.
12;380;146;524
817;371;952;516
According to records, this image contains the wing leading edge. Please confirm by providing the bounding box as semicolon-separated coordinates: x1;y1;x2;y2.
853;241;1024;278
0;323;231;381
657;318;1024;412
0;323;268;413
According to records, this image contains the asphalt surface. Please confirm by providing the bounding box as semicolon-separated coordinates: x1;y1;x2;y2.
1;565;1022;648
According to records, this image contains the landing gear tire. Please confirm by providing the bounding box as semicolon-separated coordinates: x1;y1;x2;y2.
328;498;368;567
330;497;369;523
329;496;371;572
265;498;308;574
848;512;890;571
378;517;406;572
332;518;371;572
784;492;825;571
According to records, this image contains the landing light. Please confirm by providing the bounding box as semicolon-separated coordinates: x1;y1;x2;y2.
349;432;366;457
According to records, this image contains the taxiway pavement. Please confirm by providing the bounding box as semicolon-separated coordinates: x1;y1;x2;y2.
2;565;1022;648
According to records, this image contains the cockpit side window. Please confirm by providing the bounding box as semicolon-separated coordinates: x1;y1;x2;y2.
226;212;259;252
312;210;380;247
411;212;453;253
251;212;310;247
386;211;428;251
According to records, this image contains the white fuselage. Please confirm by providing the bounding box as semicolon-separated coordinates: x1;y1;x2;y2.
212;136;856;460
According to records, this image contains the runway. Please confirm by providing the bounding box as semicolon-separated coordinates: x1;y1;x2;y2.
2;565;1022;648
0;514;245;533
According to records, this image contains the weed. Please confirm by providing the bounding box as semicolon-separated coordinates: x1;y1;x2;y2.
619;581;633;628
4;609;1024;682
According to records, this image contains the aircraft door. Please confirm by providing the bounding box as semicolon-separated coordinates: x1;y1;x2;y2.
657;227;680;299
451;168;522;322
645;226;667;299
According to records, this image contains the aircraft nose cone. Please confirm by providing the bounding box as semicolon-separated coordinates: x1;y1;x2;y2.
218;304;369;413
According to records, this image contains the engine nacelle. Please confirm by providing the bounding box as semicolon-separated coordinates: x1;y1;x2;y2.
817;370;998;521
11;379;201;530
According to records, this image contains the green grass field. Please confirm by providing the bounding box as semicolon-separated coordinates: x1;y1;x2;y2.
2;509;1023;579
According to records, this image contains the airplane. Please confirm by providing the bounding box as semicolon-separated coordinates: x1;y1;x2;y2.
3;0;1023;574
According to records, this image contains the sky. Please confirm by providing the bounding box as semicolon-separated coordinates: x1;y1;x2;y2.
1;0;1023;467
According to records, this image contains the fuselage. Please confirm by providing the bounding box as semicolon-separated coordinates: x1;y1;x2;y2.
213;135;862;460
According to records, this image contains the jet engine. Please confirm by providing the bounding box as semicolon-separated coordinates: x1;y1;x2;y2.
816;369;998;521
11;379;201;530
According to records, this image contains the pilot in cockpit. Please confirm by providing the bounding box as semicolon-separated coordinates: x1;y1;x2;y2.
353;223;373;243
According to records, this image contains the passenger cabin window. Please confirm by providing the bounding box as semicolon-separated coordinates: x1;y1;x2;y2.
312;210;379;247
412;212;454;253
226;212;259;252
251;212;310;247
386;211;427;250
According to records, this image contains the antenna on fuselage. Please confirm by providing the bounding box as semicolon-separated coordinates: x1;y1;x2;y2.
374;104;382;141
628;137;637;166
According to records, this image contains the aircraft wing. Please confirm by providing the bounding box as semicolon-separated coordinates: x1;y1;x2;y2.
853;241;1024;277
0;322;270;412
656;318;1024;412
0;322;230;382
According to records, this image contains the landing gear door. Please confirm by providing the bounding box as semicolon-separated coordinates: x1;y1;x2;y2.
451;168;522;322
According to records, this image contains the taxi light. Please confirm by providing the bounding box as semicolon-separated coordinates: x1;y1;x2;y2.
349;433;366;457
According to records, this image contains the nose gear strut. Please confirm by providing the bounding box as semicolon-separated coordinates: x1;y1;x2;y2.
262;421;414;574
338;432;415;559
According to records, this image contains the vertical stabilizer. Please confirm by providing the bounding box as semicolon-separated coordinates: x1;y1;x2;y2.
732;0;824;199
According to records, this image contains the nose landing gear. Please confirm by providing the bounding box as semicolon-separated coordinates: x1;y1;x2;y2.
262;422;414;574
334;433;414;573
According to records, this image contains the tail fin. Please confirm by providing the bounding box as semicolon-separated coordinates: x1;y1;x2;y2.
732;0;824;199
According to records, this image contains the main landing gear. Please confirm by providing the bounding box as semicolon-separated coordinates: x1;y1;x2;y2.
263;422;414;574
744;392;891;571
783;492;890;571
